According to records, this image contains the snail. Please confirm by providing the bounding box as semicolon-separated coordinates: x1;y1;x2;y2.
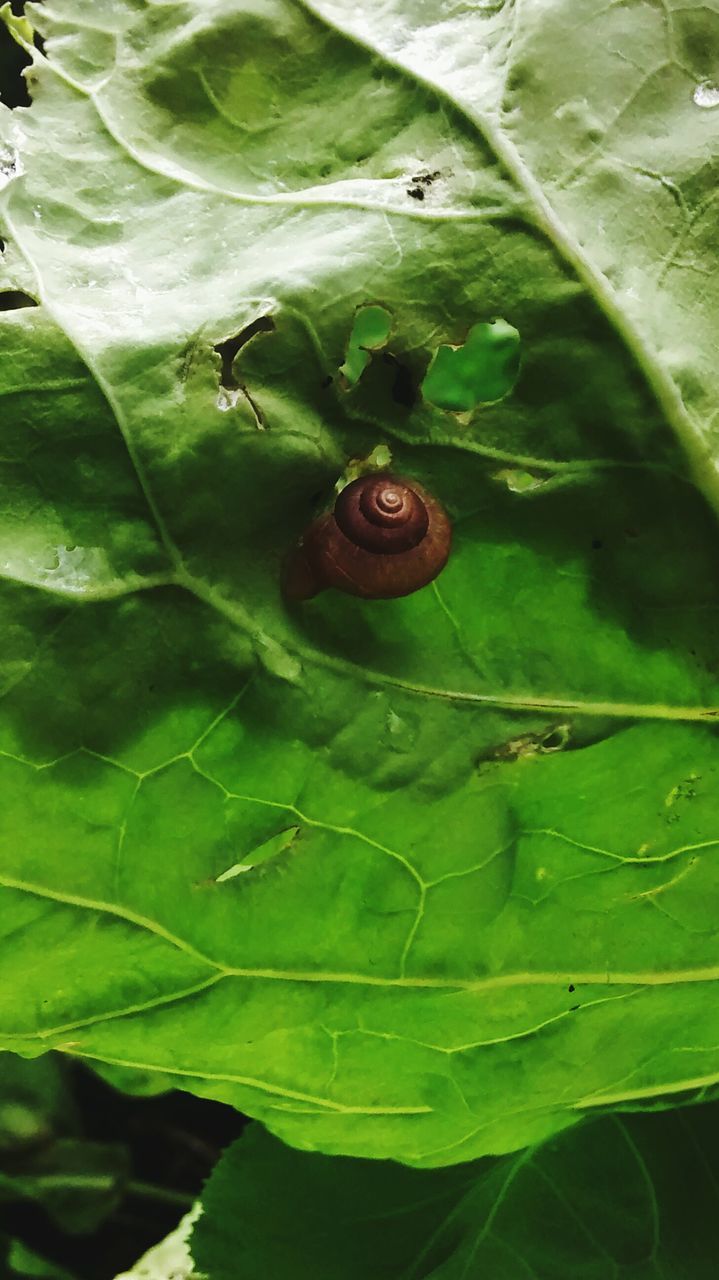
283;473;452;601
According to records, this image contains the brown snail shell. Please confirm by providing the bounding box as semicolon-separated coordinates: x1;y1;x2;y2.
283;473;452;601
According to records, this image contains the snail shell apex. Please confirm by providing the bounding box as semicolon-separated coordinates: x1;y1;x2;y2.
334;475;429;553
283;473;452;601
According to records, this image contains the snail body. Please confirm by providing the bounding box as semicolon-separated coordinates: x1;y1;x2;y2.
284;473;452;601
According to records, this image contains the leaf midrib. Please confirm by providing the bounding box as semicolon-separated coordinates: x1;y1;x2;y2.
3;868;719;994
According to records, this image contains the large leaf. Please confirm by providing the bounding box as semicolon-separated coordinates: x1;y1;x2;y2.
192;1108;719;1279
1;0;719;1165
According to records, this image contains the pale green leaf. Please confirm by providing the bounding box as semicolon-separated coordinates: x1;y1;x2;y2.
0;0;718;1167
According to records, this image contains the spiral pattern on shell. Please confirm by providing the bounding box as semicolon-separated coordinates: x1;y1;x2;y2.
283;472;452;601
334;475;429;554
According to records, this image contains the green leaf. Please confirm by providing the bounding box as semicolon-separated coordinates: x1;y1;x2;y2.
192;1109;719;1280
0;0;719;1167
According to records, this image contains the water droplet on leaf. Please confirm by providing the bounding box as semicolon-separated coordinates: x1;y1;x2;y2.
693;81;719;108
217;387;242;412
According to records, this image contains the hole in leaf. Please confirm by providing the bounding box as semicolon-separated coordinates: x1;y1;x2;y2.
0;290;37;310
335;443;393;496
339;304;392;386
484;722;572;764
213;315;274;428
0;8;32;108
214;314;275;390
493;467;547;495
382;352;417;409
541;725;571;752
422;318;521;412
216;382;267;430
216;827;300;881
0;145;20;183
